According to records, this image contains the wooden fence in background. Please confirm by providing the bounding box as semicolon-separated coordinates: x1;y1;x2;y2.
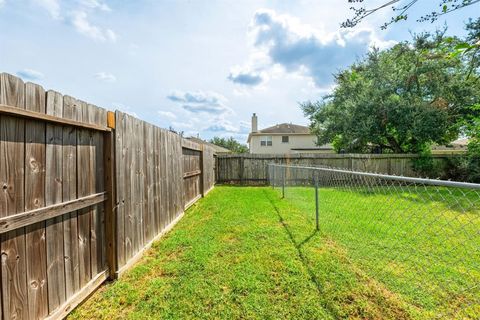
215;153;458;184
114;113;215;276
0;73;215;319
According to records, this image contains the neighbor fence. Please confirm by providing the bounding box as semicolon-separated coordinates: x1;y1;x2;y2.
268;163;480;318
0;73;215;320
216;153;459;184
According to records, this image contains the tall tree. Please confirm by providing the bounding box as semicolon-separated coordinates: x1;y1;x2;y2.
342;0;480;29
209;136;249;153
302;25;480;154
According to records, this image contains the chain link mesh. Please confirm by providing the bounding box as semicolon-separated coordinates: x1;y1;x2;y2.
268;163;480;319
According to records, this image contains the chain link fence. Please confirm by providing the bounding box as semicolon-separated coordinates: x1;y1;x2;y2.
268;163;480;319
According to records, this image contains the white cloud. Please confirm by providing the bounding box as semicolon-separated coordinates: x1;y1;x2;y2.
33;0;61;19
78;0;111;12
158;110;177;120
16;68;44;81
204;119;250;134
94;72;116;82
172;121;194;129
71;10;117;42
0;0;6;9
112;102;138;118
167;90;232;115
205;119;239;133
230;9;396;88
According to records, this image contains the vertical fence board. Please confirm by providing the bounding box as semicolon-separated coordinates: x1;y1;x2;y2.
62;96;80;299
0;72;28;320
133;119;143;253
160;129;167;231
144;123;154;243
115;111;126;268
24;82;48;319
77;101;92;288
152;127;160;236
124;115;133;261
95;108;107;272
45;90;66;313
88;104;105;276
176;135;184;215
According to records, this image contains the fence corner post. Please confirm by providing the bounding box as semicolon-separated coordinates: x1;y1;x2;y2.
200;143;205;197
104;126;117;280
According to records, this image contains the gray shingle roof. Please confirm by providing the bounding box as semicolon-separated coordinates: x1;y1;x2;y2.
259;123;310;134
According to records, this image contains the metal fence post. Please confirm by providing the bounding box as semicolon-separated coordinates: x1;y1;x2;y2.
282;166;285;198
315;172;319;231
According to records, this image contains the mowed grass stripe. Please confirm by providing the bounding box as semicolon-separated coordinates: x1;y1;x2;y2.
69;187;333;320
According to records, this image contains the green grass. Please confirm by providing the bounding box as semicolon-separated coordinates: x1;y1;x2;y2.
279;185;480;319
70;186;479;319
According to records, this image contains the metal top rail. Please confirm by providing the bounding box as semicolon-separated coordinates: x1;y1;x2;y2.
269;163;480;190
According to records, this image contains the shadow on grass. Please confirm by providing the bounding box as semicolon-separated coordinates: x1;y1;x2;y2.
262;189;339;318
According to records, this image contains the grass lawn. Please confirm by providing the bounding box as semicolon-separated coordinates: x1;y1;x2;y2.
70;186;479;319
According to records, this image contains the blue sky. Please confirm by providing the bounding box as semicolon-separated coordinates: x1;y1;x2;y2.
0;0;477;142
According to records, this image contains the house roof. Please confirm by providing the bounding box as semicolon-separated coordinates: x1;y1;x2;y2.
451;138;469;146
187;137;232;154
247;123;313;143
257;123;311;134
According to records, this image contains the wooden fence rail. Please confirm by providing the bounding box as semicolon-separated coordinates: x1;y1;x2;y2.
215;153;460;185
0;73;215;319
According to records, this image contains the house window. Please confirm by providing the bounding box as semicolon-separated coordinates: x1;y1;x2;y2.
260;136;272;146
282;136;289;143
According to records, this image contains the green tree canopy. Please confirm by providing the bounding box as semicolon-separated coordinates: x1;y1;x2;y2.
209;136;249;153
302;24;480;154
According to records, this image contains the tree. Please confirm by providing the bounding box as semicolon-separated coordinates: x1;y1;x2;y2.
342;0;480;29
169;126;184;137
302;26;480;154
209;136;249;153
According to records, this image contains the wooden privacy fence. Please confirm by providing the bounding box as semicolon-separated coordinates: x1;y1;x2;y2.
0;73;215;319
216;153;459;184
113;113;214;276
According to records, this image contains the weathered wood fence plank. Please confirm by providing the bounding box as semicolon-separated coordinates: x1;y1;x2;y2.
0;72;28;320
45;90;66;313
25;82;48;320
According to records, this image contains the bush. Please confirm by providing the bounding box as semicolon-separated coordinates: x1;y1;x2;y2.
413;142;480;183
411;150;444;178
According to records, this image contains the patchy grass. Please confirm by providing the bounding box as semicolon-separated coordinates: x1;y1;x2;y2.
70;186;479;319
278;186;480;319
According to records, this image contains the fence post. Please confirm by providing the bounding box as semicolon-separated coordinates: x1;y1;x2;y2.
315;171;319;231
282;166;285;198
240;154;244;185
200;144;205;197
272;164;276;189
104;111;117;279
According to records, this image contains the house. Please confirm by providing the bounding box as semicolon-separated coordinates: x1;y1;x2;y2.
187;136;233;154
432;137;470;154
247;113;333;154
